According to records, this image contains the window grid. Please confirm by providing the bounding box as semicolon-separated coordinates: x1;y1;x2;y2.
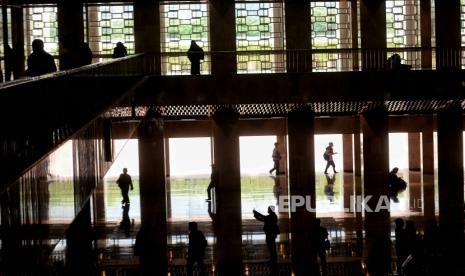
386;0;421;68
311;1;353;72
235;1;285;74
24;5;59;57
86;4;135;62
160;2;210;75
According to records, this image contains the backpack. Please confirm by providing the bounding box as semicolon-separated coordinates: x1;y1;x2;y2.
323;152;330;161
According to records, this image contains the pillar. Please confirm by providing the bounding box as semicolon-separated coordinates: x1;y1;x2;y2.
342;134;354;212
57;0;85;66
422;116;435;220
138;109;167;275
134;0;161;74
212;108;242;275
420;0;432;68
288;109;318;275
435;0;461;69
437;106;464;273
284;0;311;72
360;0;386;70
165;138;172;220
353;127;363;257
209;0;236;74
11;6;24;77
361;107;390;274
408;132;422;212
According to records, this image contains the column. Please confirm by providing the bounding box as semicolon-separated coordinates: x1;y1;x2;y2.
209;0;236;74
353;127;363;257
422;116;435;220
420;0;432;68
65;201;94;276
138;109;167;275
284;0;311;72
435;0;461;68
287;109;318;275
165;138;172;220
342;134;354;212
437;106;464;273
212;108;242;275
408;132;422;212
360;0;386;70
134;0;161;74
361;107;390;274
11;6;25;77
57;1;85;66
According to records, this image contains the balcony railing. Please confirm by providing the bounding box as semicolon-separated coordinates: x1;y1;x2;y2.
142;47;463;75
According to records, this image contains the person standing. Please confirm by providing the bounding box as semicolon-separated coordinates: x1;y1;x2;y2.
253;206;279;275
206;164;218;201
25;39;57;76
112;42;127;58
186;222;207;276
395;218;408;276
313;218;329;276
323;142;337;174
269;142;282;175
187;40;204;75
116;168;133;205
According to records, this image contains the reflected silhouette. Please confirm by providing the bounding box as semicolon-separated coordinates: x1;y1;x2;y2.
119;204;131;237
324;174;336;203
270;175;281;205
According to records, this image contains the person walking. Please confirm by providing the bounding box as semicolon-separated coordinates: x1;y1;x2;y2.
269;142;282;175
116;168;133;205
323;142;337;174
186;222;207;276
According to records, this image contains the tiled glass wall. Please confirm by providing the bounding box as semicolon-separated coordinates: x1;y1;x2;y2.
235;1;285;73
160;1;210;75
23;5;59;57
386;0;421;68
85;3;135;62
311;1;353;71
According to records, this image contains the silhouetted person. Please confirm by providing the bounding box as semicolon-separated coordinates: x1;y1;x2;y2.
119;203;131;237
253;206;279;275
395;218;408;275
270;175;281;205
269;142;281;175
187;40;204;75
313;218;329;276
423;219;441;275
186;222;207;276
112;41;127;58
403;220;424;275
25;39;57;76
116;168;133;205
134;224;154;275
60;35;93;70
387;53;412;70
367;235;392;276
389;167;407;203
324;142;337;174
324;173;336;203
206;164;218;201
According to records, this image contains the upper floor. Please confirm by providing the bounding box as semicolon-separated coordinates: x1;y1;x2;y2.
0;0;465;78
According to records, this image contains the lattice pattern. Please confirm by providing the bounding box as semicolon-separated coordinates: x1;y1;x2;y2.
311;2;353;72
85;4;135;62
236;2;285;74
108;100;465;119
385;0;421;68
160;1;210;75
24;5;59;57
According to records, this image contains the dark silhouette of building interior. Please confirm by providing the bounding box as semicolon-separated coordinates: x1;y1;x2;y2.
1;0;465;275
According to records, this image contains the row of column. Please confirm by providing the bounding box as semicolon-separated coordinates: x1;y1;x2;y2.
135;107;464;275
